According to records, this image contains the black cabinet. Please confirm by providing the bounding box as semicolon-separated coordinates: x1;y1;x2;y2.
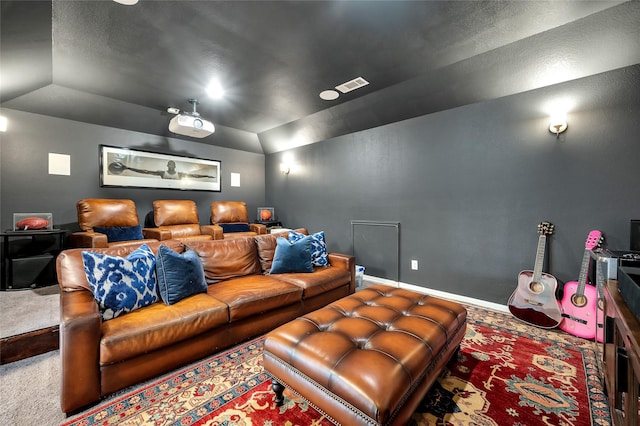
1;229;66;290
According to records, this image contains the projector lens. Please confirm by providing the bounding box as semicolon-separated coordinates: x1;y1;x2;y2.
193;119;203;129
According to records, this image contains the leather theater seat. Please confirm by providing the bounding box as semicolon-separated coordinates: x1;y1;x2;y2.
68;198;157;248
210;201;266;239
143;199;222;242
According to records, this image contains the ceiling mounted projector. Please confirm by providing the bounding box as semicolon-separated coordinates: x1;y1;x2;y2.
168;99;215;138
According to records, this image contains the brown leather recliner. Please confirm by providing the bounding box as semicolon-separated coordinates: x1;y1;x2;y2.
68;198;157;248
143;200;222;242
210;201;267;239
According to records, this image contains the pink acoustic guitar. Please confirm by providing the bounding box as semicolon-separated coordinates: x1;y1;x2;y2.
508;222;563;328
559;230;603;341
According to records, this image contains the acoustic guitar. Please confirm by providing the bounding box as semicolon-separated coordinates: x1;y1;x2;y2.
508;222;563;328
559;230;603;340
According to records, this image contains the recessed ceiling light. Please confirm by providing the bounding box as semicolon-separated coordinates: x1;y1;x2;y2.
319;90;339;101
113;0;139;5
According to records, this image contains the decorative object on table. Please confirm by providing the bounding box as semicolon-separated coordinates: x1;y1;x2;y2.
60;305;609;426
257;207;275;221
508;221;563;329
100;145;221;191
12;213;53;231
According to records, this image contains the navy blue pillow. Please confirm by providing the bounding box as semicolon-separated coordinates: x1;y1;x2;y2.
93;225;144;243
155;245;207;305
270;236;314;274
219;223;251;233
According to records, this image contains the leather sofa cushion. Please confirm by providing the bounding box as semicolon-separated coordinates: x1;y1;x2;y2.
187;238;261;282
100;293;229;365
207;275;303;322
255;234;277;272
158;224;204;238
268;266;351;299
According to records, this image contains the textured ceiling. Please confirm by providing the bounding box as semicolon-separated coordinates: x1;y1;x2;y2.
1;0;638;153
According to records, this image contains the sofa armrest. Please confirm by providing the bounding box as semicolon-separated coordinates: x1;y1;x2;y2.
59;289;102;413
142;227;172;241
328;253;356;294
68;231;108;248
200;224;224;240
250;223;267;235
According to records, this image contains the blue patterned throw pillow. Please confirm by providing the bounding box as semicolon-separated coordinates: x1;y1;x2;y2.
289;230;329;266
270;236;314;274
82;244;159;320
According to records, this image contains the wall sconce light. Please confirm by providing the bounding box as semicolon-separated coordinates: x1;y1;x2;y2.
0;116;7;132
280;163;290;175
549;112;568;138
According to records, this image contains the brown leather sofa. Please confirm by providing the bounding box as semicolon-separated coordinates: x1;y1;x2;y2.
210;201;267;238
143;199;223;242
68;198;157;248
56;231;355;414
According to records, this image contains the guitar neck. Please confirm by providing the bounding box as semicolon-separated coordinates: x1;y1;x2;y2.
532;234;547;282
576;249;591;293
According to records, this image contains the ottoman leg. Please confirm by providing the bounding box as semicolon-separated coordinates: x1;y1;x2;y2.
271;378;285;406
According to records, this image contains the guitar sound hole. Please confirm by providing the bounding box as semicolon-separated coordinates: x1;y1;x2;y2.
572;294;587;308
529;281;543;294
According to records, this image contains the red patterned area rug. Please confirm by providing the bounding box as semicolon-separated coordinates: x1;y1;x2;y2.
61;305;610;426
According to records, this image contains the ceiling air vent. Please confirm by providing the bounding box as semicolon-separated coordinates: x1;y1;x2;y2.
335;77;369;94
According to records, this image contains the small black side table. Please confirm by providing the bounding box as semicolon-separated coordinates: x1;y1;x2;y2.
254;220;283;228
1;229;67;291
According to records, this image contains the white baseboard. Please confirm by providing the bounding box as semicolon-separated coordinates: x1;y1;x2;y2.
362;274;509;314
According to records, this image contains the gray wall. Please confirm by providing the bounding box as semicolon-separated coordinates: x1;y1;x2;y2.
0;109;265;232
266;65;640;305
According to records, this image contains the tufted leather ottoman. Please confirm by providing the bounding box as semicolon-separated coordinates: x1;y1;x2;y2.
263;284;467;425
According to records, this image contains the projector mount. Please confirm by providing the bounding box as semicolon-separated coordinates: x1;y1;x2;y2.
167;98;201;116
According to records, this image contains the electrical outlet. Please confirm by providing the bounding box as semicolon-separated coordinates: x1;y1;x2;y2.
411;260;418;270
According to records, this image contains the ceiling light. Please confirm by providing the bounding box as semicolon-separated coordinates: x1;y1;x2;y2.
206;79;225;99
319;90;339;101
113;0;139;5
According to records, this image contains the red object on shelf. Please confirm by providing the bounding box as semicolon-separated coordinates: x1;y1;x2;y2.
15;217;50;230
260;209;272;221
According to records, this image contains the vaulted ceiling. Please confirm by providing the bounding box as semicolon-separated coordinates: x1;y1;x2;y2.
1;1;639;154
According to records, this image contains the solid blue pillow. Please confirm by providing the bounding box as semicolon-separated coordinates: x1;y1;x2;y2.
219;223;251;233
82;244;158;320
289;230;329;267
93;225;144;242
155;245;207;305
270;235;314;274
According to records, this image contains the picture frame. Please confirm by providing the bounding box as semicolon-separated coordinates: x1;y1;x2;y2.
100;145;221;191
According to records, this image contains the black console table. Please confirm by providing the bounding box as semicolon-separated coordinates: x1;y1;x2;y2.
254;220;283;231
1;229;67;290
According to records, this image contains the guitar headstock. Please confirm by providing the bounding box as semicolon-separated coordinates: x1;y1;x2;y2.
538;221;555;236
585;230;603;250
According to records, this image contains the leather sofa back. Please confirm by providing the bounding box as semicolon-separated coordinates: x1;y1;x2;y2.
77;198;140;231
186;237;261;282
57;240;185;292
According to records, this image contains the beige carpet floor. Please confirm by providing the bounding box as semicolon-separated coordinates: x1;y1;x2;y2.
0;285;59;338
